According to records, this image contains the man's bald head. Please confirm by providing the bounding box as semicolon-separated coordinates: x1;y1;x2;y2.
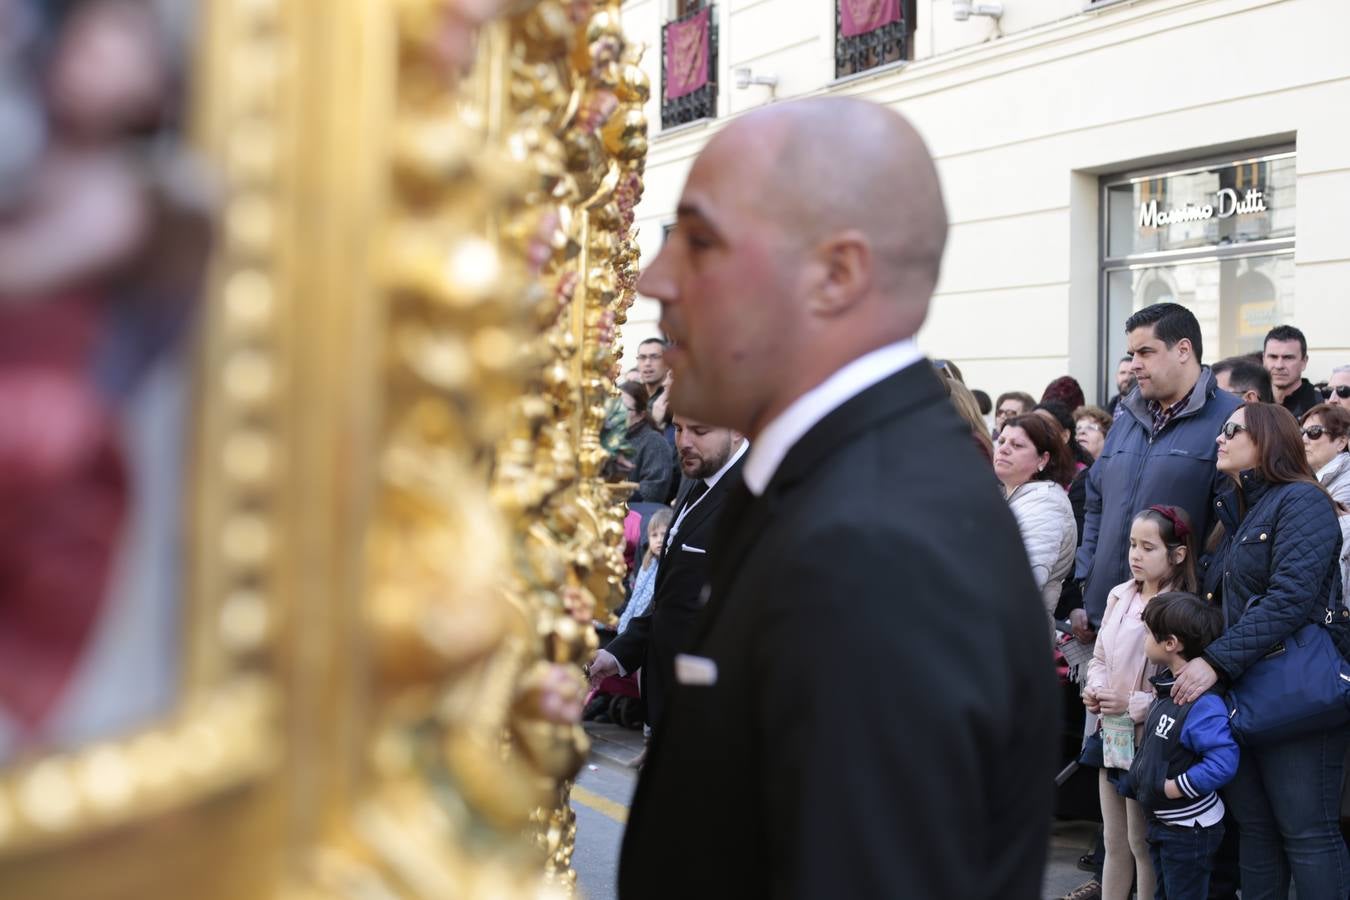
639;98;949;436
704;98;947;316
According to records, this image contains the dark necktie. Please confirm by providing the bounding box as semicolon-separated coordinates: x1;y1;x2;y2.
681;479;709;514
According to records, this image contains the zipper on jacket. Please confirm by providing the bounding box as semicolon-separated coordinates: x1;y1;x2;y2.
1221;570;1232;629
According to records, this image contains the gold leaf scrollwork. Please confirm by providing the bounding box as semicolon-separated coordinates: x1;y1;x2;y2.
308;0;647;896
491;1;649;887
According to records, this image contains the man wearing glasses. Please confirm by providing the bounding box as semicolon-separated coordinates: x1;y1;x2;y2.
994;390;1036;433
635;337;671;403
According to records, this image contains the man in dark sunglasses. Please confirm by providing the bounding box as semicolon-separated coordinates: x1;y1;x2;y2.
1324;365;1350;409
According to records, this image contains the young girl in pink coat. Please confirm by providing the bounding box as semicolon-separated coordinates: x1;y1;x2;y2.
1083;505;1198;900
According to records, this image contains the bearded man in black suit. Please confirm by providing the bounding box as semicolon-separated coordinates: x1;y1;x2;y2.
616;97;1057;899
589;416;746;737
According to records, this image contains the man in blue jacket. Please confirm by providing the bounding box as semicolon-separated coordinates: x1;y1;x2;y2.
1069;303;1242;639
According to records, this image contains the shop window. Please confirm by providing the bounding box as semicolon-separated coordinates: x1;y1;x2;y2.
1099;151;1296;398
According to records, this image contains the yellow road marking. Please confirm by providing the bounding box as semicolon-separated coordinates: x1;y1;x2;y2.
572;785;629;824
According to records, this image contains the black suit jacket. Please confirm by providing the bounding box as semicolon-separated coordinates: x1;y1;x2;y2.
619;362;1057;899
608;456;744;731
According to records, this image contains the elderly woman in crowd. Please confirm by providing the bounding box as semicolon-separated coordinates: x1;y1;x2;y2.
1302;403;1350;605
1073;405;1113;462
994;413;1077;633
1172;403;1349;898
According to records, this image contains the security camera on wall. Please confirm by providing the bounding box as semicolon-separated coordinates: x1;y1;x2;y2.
733;67;778;94
953;0;1004;20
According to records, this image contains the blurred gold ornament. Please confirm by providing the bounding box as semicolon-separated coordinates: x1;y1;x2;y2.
0;0;644;897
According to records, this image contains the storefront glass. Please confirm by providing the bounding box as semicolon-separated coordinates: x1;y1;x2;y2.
1100;150;1295;399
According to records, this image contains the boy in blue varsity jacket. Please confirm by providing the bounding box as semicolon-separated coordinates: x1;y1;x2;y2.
1122;592;1239;900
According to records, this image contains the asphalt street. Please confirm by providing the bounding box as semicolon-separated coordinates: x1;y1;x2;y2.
572;723;1099;900
572;724;643;900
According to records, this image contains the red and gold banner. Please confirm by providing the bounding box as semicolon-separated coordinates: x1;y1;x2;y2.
664;7;711;101
839;0;901;38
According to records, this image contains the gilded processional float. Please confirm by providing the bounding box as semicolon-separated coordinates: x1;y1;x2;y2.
0;0;647;896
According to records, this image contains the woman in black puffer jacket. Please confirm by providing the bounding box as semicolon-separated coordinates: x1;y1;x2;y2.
1171;403;1348;899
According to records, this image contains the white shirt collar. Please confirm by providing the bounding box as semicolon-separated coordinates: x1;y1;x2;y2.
742;339;924;496
703;438;749;490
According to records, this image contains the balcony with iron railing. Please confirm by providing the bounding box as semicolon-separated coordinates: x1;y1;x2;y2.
661;2;718;130
835;0;914;80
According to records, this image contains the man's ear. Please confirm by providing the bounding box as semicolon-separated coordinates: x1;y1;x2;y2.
807;231;871;317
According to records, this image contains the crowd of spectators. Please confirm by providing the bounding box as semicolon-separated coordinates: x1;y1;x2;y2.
954;313;1350;900
604;313;1349;900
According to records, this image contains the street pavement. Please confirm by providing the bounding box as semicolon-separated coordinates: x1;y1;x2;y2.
572;724;642;900
571;722;1100;899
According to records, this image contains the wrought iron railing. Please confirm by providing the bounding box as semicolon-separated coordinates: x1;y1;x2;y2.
661;4;718;130
835;0;912;80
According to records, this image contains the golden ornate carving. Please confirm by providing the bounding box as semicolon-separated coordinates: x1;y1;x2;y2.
292;0;647;895
487;1;649;886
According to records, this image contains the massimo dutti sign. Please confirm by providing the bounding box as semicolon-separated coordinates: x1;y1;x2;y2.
1138;188;1269;228
1106;152;1293;259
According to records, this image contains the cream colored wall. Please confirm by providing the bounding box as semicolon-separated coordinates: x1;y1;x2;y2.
622;0;1350;403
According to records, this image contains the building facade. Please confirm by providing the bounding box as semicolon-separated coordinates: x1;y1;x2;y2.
621;0;1350;403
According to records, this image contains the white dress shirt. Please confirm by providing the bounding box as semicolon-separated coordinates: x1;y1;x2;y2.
742;339;924;496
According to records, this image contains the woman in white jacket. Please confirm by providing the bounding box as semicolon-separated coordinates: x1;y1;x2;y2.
994;414;1077;631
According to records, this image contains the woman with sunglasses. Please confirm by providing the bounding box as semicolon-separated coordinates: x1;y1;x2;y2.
1170;403;1349;898
1302;404;1350;607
